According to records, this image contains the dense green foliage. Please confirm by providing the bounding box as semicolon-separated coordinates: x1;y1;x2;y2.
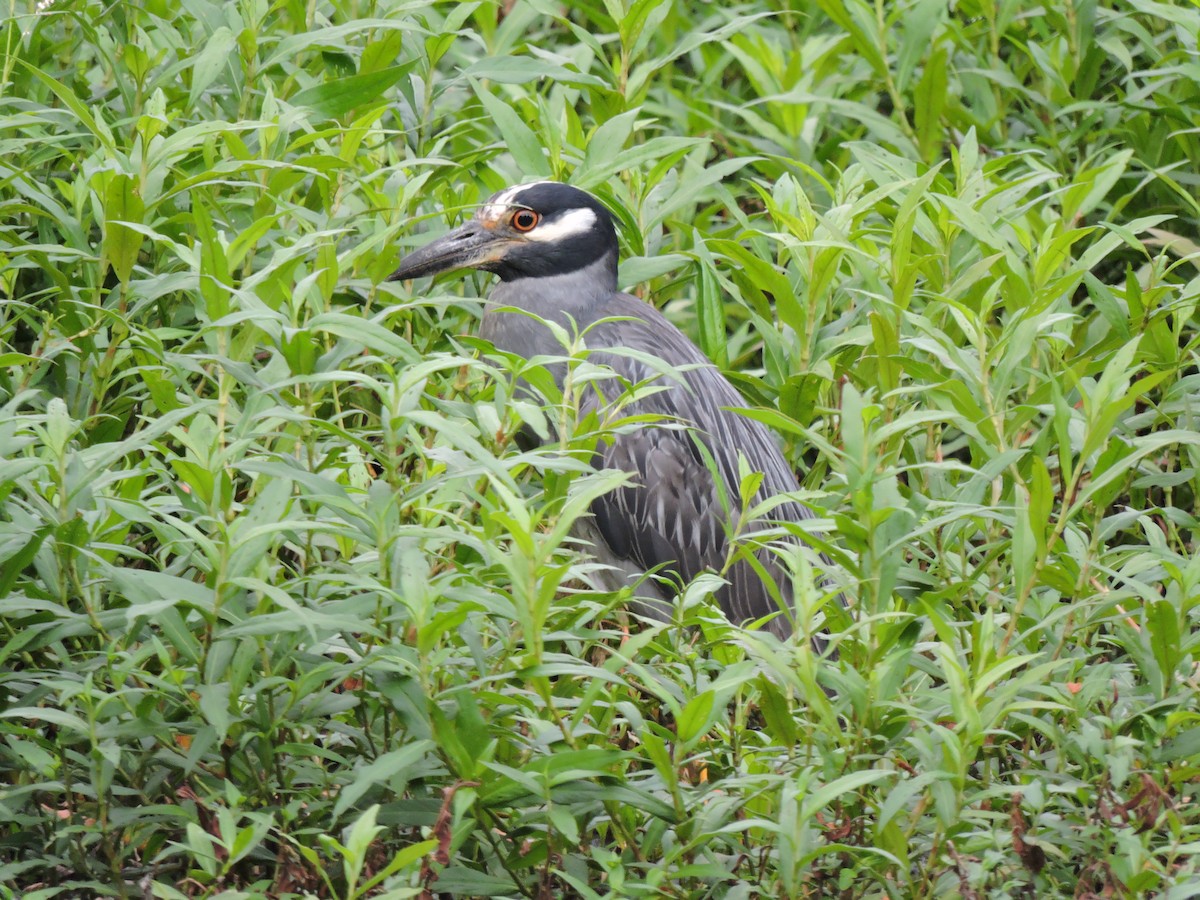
3;0;1199;896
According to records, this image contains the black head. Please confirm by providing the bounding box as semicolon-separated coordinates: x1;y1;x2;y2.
389;182;619;285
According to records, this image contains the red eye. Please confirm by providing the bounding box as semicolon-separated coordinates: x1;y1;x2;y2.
511;209;540;232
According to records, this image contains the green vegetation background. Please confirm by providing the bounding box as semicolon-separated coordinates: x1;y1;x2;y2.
2;0;1198;896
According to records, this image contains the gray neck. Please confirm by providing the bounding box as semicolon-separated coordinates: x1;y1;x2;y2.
489;251;618;323
481;251;621;361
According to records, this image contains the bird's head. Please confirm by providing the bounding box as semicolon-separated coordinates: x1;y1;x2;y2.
389;182;619;285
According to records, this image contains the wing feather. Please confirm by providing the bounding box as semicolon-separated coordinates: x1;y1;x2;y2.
486;287;831;641
578;297;825;637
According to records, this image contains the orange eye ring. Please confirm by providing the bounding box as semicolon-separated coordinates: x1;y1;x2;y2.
511;209;540;232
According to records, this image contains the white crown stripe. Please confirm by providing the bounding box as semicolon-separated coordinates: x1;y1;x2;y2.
480;182;559;220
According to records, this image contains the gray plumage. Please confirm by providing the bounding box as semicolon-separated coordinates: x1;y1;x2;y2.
391;182;833;645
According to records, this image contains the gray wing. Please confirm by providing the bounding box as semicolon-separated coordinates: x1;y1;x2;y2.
591;412;726;594
583;302;820;637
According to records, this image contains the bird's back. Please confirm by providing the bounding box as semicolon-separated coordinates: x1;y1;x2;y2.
484;286;824;639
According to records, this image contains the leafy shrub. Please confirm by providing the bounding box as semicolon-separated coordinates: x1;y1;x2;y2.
1;1;1198;897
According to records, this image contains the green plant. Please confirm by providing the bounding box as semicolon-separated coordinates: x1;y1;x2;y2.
1;0;1198;896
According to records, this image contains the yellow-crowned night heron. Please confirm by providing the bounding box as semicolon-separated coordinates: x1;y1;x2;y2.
390;182;834;646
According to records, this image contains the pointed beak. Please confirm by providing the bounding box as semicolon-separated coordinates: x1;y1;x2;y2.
387;219;509;281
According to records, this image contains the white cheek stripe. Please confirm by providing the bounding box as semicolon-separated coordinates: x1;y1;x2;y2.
524;207;597;242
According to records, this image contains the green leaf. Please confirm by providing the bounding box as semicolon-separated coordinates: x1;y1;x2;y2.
474;83;551;176
0;707;89;734
1147;599;1182;692
188;26;236;105
676;690;716;746
692;233;728;368
801;770;894;818
102;174;145;285
914;45;948;162
292;65;413;119
333;742;435;818
462;55;607;88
